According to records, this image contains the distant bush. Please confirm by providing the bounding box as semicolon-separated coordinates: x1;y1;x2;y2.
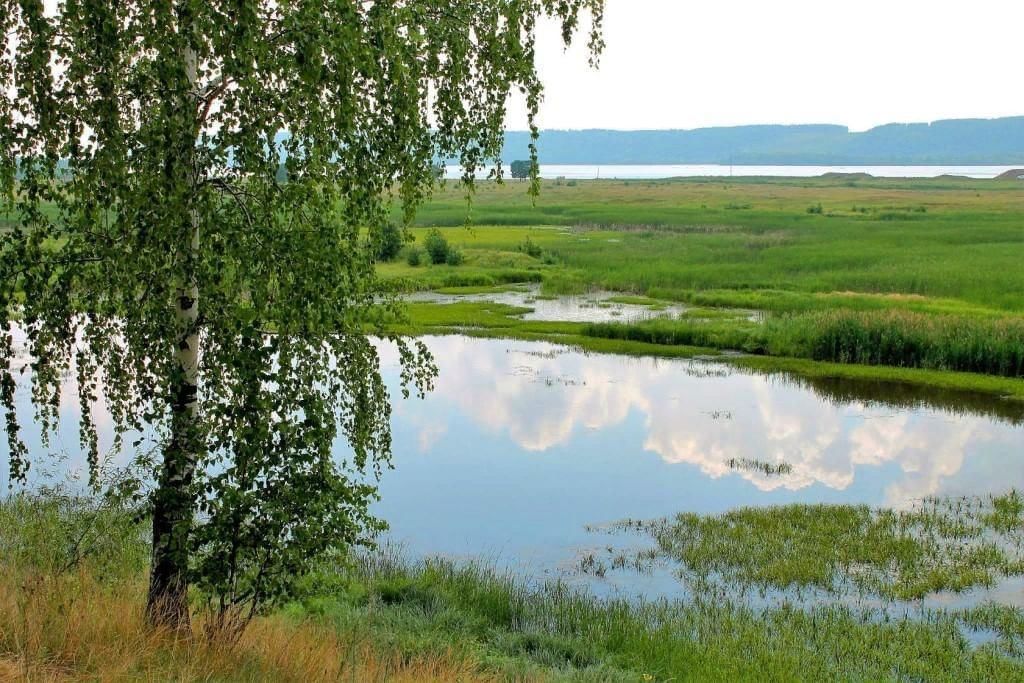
444;248;464;266
406;247;423;267
517;237;543;259
806;203;823;214
423;229;451;264
375;222;404;262
566;179;578;187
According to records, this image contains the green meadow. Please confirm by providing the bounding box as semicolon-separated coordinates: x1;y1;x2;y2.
381;176;1024;391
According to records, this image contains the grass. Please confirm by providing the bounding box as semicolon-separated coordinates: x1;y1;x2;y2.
367;177;1024;388
5;492;1024;681
0;493;496;682
582;310;1024;377
611;493;1024;601
405;177;1024;312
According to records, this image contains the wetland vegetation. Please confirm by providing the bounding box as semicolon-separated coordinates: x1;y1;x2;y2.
6;175;1024;680
377;176;1024;396
6;493;1024;681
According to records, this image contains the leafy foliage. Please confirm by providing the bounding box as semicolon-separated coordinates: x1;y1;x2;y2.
518;236;543;258
444;247;465;266
0;0;604;628
423;228;452;264
374;222;405;262
510;159;533;179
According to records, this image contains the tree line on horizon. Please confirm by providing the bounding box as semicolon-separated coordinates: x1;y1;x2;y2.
495;117;1024;165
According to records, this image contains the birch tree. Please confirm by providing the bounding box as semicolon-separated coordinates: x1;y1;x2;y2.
0;0;603;630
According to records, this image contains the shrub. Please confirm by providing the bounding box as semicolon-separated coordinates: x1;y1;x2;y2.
423;229;451;265
518;237;543;259
445;248;464;266
406;247;423;267
807;203;823;214
375;222;404;262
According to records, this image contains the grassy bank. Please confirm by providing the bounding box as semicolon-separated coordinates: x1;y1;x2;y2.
583;309;1024;377
369;176;1024;388
4;493;1024;681
387;301;1024;407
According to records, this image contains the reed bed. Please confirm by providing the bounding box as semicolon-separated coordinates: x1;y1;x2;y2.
583;310;1024;378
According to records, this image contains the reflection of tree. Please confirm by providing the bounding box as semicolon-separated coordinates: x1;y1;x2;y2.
742;369;1024;426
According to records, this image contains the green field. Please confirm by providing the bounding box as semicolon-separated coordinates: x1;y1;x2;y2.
380;176;1024;388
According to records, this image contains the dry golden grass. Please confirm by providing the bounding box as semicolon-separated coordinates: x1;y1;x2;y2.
0;567;498;683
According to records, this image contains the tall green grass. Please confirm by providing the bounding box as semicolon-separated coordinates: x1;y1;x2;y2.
779;310;1024;376
402;178;1024;312
583;310;1024;377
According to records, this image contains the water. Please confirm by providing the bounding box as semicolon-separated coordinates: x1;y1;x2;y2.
5;331;1023;605
370;336;1024;600
406;284;698;323
443;164;1023;180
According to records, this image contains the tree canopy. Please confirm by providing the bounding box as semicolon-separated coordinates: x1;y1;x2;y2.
510;159;533;179
1;0;603;630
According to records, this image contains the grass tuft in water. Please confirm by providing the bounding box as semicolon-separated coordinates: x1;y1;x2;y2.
613;493;1024;601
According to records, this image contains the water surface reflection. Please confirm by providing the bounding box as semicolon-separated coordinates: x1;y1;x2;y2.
372;336;1024;581
4;332;1023;601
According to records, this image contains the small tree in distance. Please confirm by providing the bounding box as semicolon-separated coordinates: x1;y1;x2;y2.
511;159;534;180
375;223;405;262
1;0;604;632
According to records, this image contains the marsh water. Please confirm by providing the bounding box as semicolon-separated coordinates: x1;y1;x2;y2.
4;328;1024;607
406;284;697;323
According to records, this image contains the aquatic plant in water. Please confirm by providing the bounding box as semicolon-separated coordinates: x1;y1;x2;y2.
611;492;1024;602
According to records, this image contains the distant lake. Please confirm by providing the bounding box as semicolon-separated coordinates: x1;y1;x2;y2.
443;164;1022;180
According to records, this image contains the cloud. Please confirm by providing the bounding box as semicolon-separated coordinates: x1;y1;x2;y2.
406;336;1022;500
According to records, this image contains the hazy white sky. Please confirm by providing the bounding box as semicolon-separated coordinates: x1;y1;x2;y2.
508;0;1024;132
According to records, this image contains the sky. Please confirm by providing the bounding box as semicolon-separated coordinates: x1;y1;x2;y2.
506;0;1024;132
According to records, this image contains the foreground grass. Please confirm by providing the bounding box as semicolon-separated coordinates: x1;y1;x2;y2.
0;495;494;683
5;491;1024;681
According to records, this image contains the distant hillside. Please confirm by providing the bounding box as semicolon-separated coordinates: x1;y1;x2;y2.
499;117;1024;165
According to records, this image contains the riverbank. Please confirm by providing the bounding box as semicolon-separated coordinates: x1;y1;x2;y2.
383;300;1024;408
3;493;1023;682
